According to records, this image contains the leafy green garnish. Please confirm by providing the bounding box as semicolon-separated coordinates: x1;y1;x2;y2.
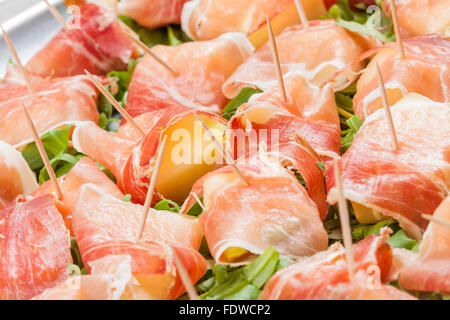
70;237;86;273
316;161;326;173
328;0;395;42
389;230;420;252
352;219;395;241
200;246;291;300
122;194;132;202
99;58;139;131
22;125;71;170
21;125;84;184
154;199;181;212
222;88;262;120
352;219;420;251
119;16;191;48
340;115;363;153
38;152;84;185
186;196;204;217
290;169;307;189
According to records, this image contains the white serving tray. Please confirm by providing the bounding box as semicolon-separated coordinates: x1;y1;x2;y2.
0;0;68;77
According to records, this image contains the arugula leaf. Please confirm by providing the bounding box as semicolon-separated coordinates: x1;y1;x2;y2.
70;237;86;273
22;125;72;170
328;0;395;42
388;230;419;252
100;58;139;131
122;194;132;202
290;169;307;189
38;153;83;184
352;219;395;241
186;196;204;216
154;199;181;212
222;88;262;120
340;115;363;153
316;161;326;173
200;246;291;300
21;125;86;184
346;114;363;132
106;58;139;105
119;16;191;48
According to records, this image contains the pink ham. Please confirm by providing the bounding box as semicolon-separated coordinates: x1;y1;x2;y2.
72;184;206;299
223;20;369;99
399;195;450;293
260;228;416;300
352;35;450;119
72;183;203;251
33;255;137;300
181;0;292;40
383;0;450;38
25;2;139;77
118;0;189;29
0;195;72;300
32;157;124;233
195;154;328;265
326;94;450;239
125;33;254;117
0;75;99;148
228;74;340;160
0;141;38;210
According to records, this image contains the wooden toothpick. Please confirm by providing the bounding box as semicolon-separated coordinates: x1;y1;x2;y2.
137;135;168;240
334;159;355;281
192;192;205;211
294;0;309;30
193;113;249;187
122;31;178;76
22;105;63;200
266;17;287;103
84;70;145;137
375;61;399;151
171;247;199;300
1;25;36;96
44;0;69;30
295;133;320;161
422;214;450;229
388;0;404;59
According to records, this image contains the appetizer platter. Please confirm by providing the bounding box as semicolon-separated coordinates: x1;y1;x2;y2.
0;0;449;301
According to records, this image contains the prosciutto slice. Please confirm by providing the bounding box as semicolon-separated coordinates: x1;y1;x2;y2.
125;32;254;117
195;154;328;265
181;0;293;40
72;183;203;251
228;74;340;160
353;35;450;119
78;240;206;300
72;185;206;299
0;141;38;210
25;2;139;77
399;195;450;293
118;0;189;29
32;157;124;233
0;65;44;89
33;255;138;300
0;75;99;147
383;0;450;38
326;94;450;239
260;228;416;300
0;195;72;300
222;20;369;98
